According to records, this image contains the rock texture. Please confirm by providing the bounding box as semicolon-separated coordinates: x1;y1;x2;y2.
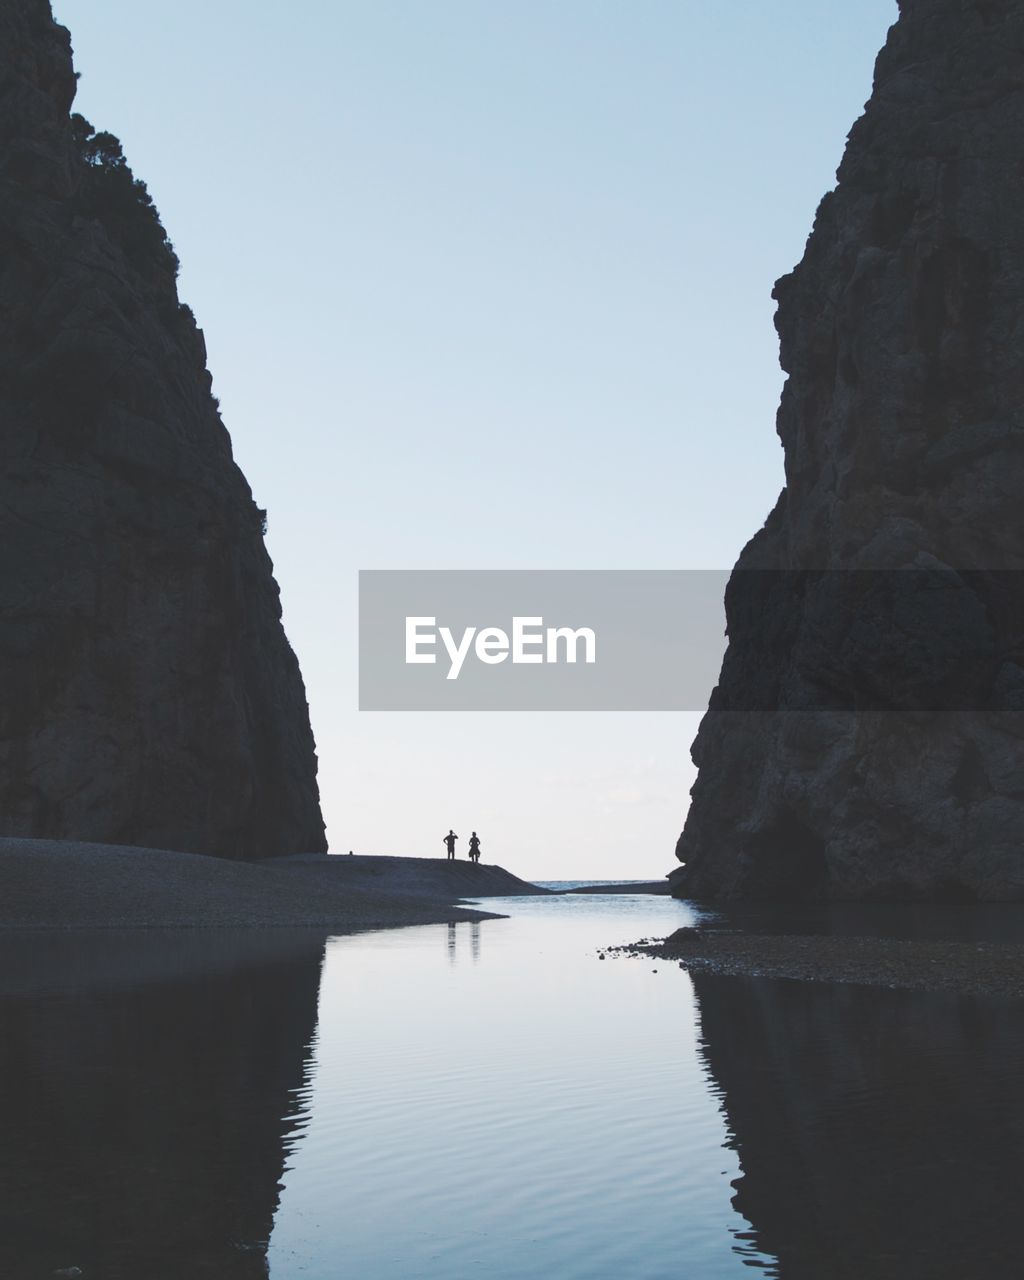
673;0;1024;901
0;0;326;857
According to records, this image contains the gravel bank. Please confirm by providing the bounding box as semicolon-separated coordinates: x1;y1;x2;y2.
265;853;549;900
611;927;1024;999
0;839;518;931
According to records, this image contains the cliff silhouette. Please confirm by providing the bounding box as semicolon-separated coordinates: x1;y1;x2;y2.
0;0;325;857
674;0;1024;901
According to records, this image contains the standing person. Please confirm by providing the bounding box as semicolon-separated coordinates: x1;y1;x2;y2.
468;832;481;864
443;829;458;860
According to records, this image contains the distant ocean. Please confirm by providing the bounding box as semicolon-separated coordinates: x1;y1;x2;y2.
534;879;657;891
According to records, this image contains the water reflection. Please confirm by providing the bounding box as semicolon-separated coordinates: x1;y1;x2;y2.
6;897;1013;1279
444;919;483;965
693;971;1024;1279
0;930;326;1280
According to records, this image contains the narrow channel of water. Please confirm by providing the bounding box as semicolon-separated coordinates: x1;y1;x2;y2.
1;893;1021;1278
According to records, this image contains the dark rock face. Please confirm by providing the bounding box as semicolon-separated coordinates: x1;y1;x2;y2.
674;0;1024;901
0;0;326;856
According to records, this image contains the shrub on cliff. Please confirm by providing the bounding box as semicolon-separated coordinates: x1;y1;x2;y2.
70;112;180;283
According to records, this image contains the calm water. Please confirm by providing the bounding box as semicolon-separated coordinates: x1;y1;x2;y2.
1;894;1023;1279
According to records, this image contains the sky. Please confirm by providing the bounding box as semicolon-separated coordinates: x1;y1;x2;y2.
58;0;898;880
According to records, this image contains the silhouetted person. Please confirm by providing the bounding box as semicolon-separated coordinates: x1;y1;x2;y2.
443;829;458;860
468;832;481;864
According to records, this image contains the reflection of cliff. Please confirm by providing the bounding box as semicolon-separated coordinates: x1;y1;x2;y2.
0;932;325;1279
693;973;1024;1280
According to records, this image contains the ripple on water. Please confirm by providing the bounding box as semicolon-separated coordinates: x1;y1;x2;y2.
268;895;761;1279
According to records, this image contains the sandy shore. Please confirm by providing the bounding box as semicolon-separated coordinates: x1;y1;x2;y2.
612;927;1024;999
265;853;550;900
0;839;543;931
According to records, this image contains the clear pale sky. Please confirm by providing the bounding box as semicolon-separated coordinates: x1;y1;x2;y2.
59;0;898;880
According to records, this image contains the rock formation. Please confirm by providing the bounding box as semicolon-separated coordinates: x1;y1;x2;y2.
673;0;1024;900
0;0;326;857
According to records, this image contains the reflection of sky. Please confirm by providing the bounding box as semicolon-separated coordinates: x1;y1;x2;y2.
269;893;766;1279
61;0;898;877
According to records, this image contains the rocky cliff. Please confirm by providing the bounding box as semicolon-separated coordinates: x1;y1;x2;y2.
0;0;326;857
673;0;1024;901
